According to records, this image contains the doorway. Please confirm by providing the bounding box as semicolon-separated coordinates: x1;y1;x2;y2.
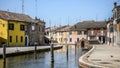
25;35;29;46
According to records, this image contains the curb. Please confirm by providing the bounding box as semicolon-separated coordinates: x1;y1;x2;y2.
0;45;63;58
78;45;106;68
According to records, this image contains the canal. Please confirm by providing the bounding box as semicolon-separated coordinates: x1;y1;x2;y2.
0;45;86;68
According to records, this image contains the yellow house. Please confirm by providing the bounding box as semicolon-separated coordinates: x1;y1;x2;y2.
0;10;33;46
8;21;25;46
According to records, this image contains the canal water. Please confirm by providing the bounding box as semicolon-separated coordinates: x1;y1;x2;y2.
0;45;86;68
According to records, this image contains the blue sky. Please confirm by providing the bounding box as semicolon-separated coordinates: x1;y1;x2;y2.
0;0;120;27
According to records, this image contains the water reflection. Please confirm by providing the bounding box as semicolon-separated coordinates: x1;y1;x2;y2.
50;61;54;68
0;45;86;68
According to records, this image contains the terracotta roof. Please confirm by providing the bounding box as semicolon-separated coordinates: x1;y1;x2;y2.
45;25;71;32
55;25;71;32
70;21;107;30
0;10;34;22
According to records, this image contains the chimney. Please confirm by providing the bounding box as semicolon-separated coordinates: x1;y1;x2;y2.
114;2;117;8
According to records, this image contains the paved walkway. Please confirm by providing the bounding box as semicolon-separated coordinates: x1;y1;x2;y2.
0;45;62;57
88;45;120;68
79;44;120;68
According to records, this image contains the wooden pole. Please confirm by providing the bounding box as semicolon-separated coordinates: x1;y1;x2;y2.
51;43;54;62
34;42;37;54
3;44;6;63
66;44;68;60
75;42;77;55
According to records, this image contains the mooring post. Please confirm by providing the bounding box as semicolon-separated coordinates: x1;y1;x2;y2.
3;44;6;63
34;42;37;54
75;42;77;54
51;61;54;68
66;44;68;56
51;43;54;62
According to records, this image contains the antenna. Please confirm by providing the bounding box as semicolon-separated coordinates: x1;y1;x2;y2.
68;17;69;26
22;0;24;13
7;9;9;11
96;14;98;21
35;0;38;17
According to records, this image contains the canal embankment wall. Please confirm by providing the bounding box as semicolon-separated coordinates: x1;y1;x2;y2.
78;45;105;68
0;45;62;58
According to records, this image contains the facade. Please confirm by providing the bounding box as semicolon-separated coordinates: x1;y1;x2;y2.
0;18;8;46
70;21;107;44
69;29;87;44
8;21;25;46
107;2;120;46
45;25;71;44
45;26;58;43
0;10;45;46
0;10;30;46
25;18;45;46
87;21;107;44
55;25;71;44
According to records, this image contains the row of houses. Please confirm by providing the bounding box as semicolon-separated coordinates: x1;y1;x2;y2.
45;2;120;47
45;25;71;44
107;2;120;46
0;10;45;47
45;21;107;44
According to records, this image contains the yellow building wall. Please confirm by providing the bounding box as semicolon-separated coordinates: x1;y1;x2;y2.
8;21;25;46
0;19;8;46
62;32;66;43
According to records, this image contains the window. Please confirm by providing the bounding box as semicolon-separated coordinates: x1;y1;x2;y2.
100;28;103;34
21;36;23;42
84;31;87;34
77;31;81;35
70;31;72;35
100;28;103;30
25;26;27;31
70;38;72;42
32;26;35;30
77;38;79;42
10;36;12;42
3;24;5;27
110;27;113;32
39;27;41;31
20;25;25;31
9;24;14;30
64;38;67;42
16;36;18;42
91;28;94;34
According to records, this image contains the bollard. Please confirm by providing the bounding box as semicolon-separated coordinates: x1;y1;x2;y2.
3;61;6;68
66;44;68;61
51;44;54;62
34;42;37;54
50;61;54;68
75;43;77;55
3;44;6;63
